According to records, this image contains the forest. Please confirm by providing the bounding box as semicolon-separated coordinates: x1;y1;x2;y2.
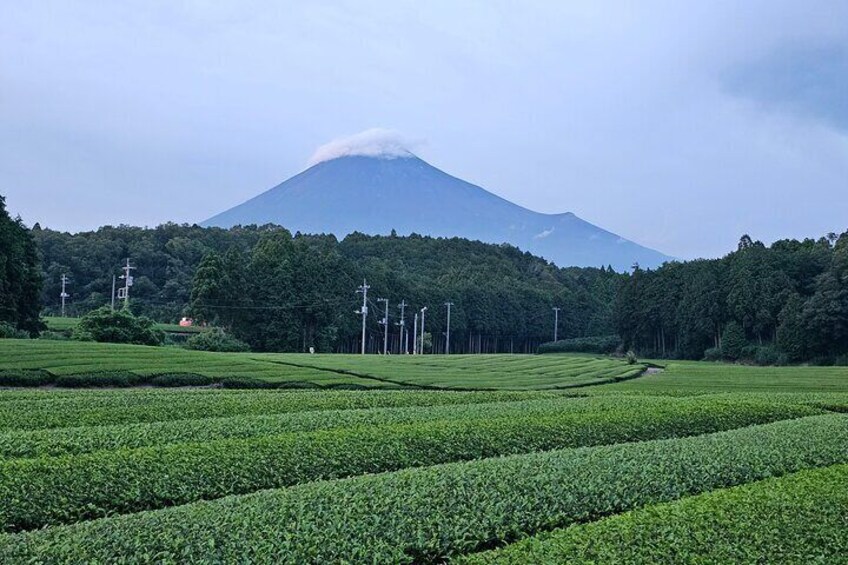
32;223;619;353
4;206;846;362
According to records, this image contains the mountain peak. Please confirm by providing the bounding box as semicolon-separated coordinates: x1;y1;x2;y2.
307;128;418;167
205;140;672;270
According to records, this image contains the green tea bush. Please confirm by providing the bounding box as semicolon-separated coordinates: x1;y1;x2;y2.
0;390;545;432
1;415;845;562
0;399;821;531
220;377;276;389
460;464;848;564
149;373;215;387
0;396;653;460
0;370;54;387
55;372;151;388
537;335;621;354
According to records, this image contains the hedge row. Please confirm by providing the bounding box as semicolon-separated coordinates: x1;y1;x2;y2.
0;394;809;461
1;415;845;562
0;368;378;390
0;398;821;531
0;389;547;432
537;335;622;355
0;395;628;460
460;463;848;564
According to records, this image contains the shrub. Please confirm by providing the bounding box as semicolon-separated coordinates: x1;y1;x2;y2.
72;307;164;346
0;400;822;531
275;380;322;389
753;346;781;366
703;347;722;362
460;465;848;564
625;350;637;365
810;356;834;367
55;372;150;388
0;322;30;339
220;377;275;389
149;373;215;387
1;415;844;561
537;335;622;355
186;329;249;352
0;369;54;387
834;354;848;367
38;331;70;341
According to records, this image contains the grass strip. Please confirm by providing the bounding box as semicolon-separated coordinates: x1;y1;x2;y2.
0;414;846;563
459;463;848;564
0;398;821;531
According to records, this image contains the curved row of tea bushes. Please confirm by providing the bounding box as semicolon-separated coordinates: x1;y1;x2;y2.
459;463;848;564
0;399;821;531
0;389;549;431
0;395;792;460
1;415;845;563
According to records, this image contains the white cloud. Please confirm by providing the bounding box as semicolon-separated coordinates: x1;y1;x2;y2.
534;227;554;239
307;128;421;166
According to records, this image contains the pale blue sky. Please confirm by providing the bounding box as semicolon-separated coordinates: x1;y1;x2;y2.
2;1;846;258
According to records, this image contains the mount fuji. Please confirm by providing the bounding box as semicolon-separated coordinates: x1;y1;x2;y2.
202;131;671;270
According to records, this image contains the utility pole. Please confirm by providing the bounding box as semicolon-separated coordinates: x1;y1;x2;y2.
111;275;116;311
377;298;390;354
60;274;70;317
444;301;454;354
553;307;561;342
397;300;407;354
420;306;428;354
118;259;135;308
413;313;419;355
355;280;370;354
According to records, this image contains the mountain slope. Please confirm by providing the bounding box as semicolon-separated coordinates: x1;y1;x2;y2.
203;155;671;270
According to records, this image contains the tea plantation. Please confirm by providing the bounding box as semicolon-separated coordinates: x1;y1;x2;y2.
0;339;846;562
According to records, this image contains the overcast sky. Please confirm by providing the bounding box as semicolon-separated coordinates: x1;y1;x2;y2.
2;1;846;259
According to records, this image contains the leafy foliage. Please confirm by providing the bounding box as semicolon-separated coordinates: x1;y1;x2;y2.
0;196;42;335
616;232;848;361
537;335;621;354
72;306;164;346
186;328;250;352
462;464;848;564
0;397;820;531
0;415;844;561
34;224;621;353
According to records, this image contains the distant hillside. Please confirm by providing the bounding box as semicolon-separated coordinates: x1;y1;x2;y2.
33;224;622;352
203;154;671;271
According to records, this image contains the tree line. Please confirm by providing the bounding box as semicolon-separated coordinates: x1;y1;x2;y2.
616;233;848;363
0;196;42;336
4;191;845;362
30;222;618;352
